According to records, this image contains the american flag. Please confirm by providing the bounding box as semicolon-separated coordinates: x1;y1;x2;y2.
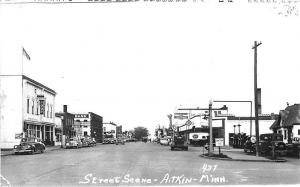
22;47;31;60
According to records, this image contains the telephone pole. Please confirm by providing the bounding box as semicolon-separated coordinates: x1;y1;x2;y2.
252;41;262;157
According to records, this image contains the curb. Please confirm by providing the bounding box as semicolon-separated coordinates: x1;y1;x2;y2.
0;152;14;157
199;154;287;162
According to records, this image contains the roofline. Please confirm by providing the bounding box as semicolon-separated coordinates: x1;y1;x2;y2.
22;75;57;95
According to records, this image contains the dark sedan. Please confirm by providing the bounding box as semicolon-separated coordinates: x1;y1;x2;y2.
14;137;46;154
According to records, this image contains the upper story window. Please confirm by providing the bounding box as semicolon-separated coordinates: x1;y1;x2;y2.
47;103;49;118
50;105;53;118
36;101;39;115
27;99;30;113
32;100;34;114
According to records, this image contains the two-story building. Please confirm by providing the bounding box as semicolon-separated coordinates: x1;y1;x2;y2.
103;122;117;139
0;75;56;148
55;105;76;141
74;112;103;143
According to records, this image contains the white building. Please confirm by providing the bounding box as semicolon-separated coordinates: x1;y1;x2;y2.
0;75;56;148
103;122;117;138
74;114;91;137
175;110;274;146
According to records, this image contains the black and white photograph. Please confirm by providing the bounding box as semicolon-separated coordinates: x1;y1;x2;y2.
0;0;300;186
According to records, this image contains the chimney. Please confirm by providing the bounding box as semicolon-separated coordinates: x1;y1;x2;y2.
63;105;67;113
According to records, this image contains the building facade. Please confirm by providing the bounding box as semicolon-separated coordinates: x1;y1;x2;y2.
0;75;56;148
270;104;300;144
176;111;275;146
55;105;76;141
103;122;117;139
74;112;103;142
116;125;122;138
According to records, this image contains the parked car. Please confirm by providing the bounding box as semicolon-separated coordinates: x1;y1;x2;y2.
86;137;96;147
14;137;45;154
259;133;286;155
81;138;90;147
244;136;256;153
170;135;188;151
115;138;125;145
66;137;82;149
160;138;169;146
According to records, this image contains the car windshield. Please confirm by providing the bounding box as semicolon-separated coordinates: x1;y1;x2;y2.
21;138;37;142
274;135;283;141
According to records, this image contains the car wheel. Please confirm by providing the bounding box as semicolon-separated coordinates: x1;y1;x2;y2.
41;148;45;153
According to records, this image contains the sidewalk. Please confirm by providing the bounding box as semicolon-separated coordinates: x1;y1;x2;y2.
199;147;286;162
1;145;62;156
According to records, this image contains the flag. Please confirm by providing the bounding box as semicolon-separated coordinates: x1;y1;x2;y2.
22;47;31;60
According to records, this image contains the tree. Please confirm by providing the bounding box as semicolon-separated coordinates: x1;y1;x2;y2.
133;126;149;141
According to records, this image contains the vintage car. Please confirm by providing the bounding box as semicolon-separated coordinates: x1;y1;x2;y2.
86;137;96;147
81;138;90;147
66;137;82;149
170;135;188;151
160;138;169;146
115;138;125;145
259;133;286;155
244;136;256;153
14;137;46;154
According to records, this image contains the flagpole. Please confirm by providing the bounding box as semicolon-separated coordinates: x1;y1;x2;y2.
21;46;24;76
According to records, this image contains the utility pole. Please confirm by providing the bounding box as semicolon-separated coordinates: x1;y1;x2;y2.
208;100;213;156
252;41;262;157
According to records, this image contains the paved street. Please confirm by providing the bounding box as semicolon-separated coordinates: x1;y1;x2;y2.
1;142;300;186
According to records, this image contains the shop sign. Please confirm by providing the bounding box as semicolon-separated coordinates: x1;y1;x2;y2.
15;133;23;139
192;134;199;139
215;138;224;147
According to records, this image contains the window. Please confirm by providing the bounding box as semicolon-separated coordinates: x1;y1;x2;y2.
298;129;300;135
27;99;29;113
284;130;287;139
47;104;49;118
36;101;39;115
32;100;34;114
84;131;88;136
50;105;52;118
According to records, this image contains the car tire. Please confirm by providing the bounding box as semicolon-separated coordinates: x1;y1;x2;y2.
41;148;45;153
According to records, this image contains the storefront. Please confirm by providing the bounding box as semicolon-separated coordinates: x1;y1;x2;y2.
24;121;55;145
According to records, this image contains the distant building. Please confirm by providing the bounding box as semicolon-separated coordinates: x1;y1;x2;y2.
116;125;122;138
55;105;76;140
0;75;56;148
103;122;117;139
74;112;103;142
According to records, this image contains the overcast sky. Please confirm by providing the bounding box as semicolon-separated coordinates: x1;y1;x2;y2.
1;1;300;135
